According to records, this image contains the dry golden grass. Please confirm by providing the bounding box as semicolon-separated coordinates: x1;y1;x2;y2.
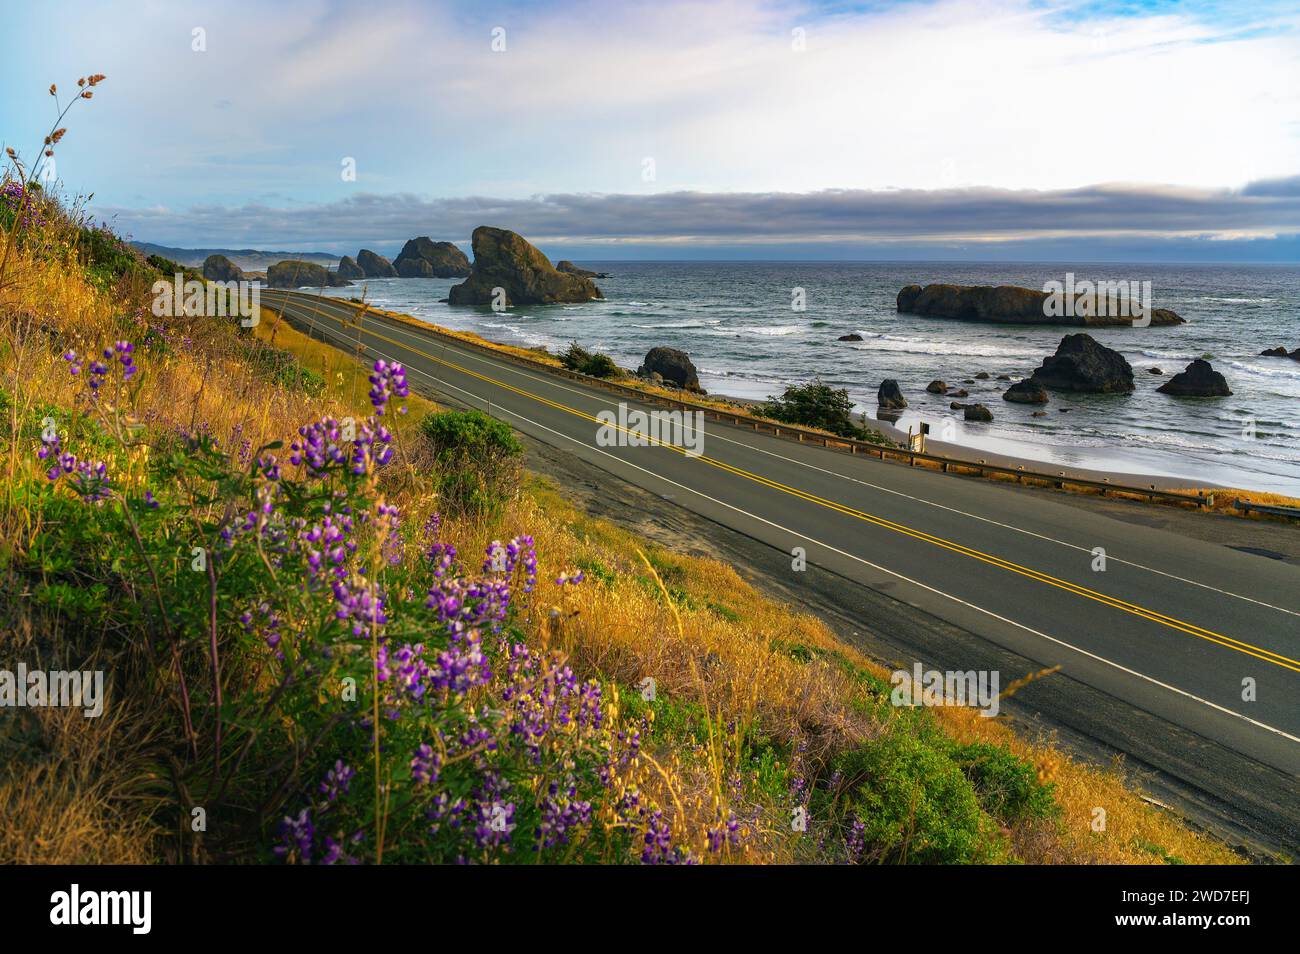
0;238;1247;865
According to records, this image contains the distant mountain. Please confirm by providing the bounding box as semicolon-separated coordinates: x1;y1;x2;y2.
131;242;340;270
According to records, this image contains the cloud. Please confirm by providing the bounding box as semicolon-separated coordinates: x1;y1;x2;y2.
7;0;1299;211
95;176;1300;252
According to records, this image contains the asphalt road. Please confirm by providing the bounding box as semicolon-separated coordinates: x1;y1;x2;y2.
261;288;1300;851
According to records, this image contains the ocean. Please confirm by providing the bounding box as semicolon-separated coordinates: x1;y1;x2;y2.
316;262;1300;495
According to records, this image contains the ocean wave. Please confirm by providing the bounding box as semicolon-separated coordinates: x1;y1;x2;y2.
633;319;723;329
1198;296;1277;304
739;325;804;337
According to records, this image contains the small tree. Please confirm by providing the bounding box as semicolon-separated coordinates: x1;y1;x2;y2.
761;380;864;439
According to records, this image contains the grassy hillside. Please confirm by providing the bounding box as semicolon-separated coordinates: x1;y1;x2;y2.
0;156;1245;865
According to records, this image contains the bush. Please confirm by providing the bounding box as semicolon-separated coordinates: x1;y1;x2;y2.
952;742;1059;824
760;381;867;440
418;409;523;515
818;729;1008;864
249;345;326;395
561;341;620;379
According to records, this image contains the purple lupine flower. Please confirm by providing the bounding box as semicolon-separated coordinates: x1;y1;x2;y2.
239;601;283;653
845;817;866;862
332;577;387;636
272;807;314;863
319;760;355;803
349;418;394;475
536;782;593;850
707;812;742;853
290;417;350;477
47;452;112;503
410;743;442;785
367;359;409;416
641;810;693;865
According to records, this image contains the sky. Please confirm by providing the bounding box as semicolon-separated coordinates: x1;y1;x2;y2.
2;0;1298;261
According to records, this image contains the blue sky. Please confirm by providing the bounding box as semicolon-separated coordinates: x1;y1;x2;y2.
2;0;1297;260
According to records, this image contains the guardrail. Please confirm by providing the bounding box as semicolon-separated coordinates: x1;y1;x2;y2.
266;291;1215;510
1234;500;1300;521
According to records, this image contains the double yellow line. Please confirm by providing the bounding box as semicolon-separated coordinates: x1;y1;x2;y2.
278;297;1300;675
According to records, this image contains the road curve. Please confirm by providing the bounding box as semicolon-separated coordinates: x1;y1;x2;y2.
260;288;1300;848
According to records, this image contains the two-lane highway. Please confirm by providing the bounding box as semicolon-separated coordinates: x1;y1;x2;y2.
261;288;1299;844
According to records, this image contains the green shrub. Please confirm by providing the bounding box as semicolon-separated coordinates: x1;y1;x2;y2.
418;409;523;515
760;380;870;440
248;345;325;395
952;742;1059;824
819;729;1009;864
560;341;620;378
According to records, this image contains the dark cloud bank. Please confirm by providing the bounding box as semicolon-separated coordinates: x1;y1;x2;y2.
99;177;1300;262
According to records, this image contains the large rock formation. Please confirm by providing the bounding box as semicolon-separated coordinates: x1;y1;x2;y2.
556;260;610;279
203;254;244;283
1030;334;1134;393
1003;379;1049;404
393;237;471;278
878;379;907;409
266;260;351;289
1157;359;1232;397
1260;346;1300;361
638;346;701;392
336;255;365;280
897;283;1184;327
357;249;398;278
448;226;603;306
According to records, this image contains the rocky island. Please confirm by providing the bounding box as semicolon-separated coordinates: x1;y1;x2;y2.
266;260;352;289
392;237;472;278
897;283;1185;327
448;226;603;306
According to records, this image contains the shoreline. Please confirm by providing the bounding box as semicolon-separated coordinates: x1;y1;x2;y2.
694;389;1219;493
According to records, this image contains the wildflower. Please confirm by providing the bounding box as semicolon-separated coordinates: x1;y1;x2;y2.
47;452;111;503
410;743;442;785
332;577;387;636
367;359;409;416
272;808;314;863
290;417;350;477
319;760;356;803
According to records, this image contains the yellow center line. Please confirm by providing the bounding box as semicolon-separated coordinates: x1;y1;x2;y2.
270;296;1300;674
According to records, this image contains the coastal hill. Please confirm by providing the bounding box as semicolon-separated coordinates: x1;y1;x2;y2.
898;283;1185;327
132;241;338;270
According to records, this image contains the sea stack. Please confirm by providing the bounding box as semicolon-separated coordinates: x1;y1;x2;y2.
638;347;702;392
393;238;472;278
1157;359;1232;397
1030;334;1134;393
202;254;244;282
266;260;351;289
448;226;603;306
897;283;1184;327
878;379;907;409
336;255;365;280
357;249;398;278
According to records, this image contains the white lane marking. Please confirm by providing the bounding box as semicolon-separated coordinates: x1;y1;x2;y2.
336;299;1299;621
293;307;1298;748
